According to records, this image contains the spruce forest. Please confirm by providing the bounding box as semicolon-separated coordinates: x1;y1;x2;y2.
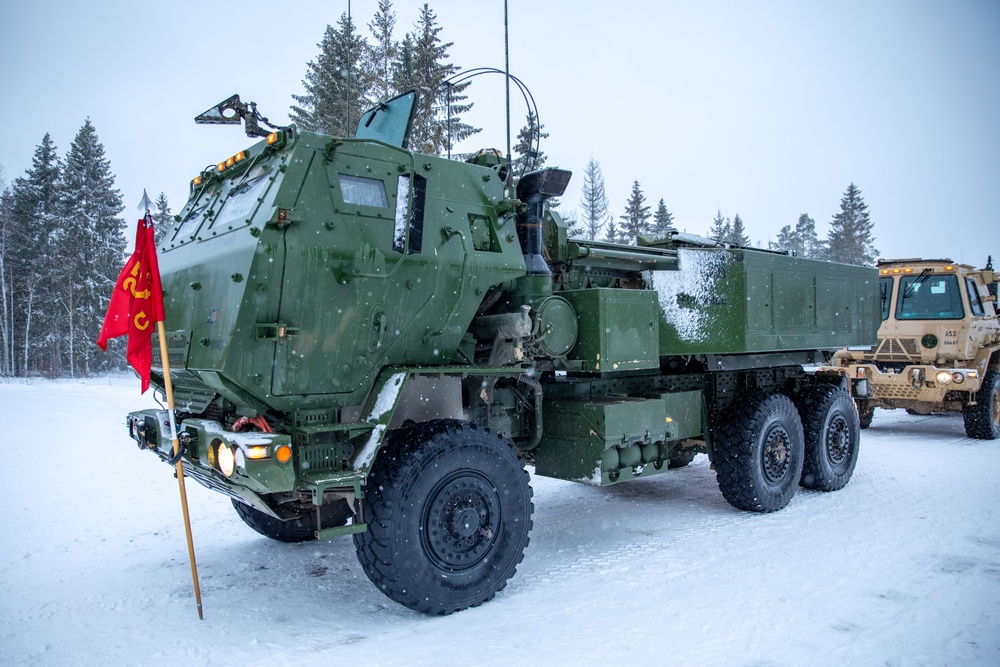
0;0;878;380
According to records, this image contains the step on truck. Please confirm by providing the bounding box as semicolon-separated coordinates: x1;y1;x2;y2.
124;90;880;614
833;257;1000;438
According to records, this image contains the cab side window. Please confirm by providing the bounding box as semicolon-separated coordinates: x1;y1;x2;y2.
966;277;986;317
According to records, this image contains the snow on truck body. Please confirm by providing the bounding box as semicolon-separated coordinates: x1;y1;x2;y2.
124;90;879;614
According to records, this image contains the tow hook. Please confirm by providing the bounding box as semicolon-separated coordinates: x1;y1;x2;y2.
167;432;192;465
134;420;150;450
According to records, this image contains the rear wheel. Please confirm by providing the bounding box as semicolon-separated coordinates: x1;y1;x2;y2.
797;384;860;491
713;393;805;513
963;370;1000;440
232;498;352;543
354;421;533;615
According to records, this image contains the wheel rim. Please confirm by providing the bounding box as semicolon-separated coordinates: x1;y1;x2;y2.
826;413;852;466
761;424;792;484
423;471;501;571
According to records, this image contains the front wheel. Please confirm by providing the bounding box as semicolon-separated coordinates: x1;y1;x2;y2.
963;370;1000;440
354;421;533;615
713;393;805;513
797;385;860;491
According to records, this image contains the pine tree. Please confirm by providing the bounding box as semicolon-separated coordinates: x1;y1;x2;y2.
708;209;730;243
619;180;651;245
770;224;801;254
368;0;399;103
650;198;675;240
795;213;824;258
153;191;172;244
604;217;622;244
50;119;126;377
578;157;609;241
290;14;372;138
729;213;750;246
511;111;548;179
770;214;822;257
825;183;878;265
399;4;479;155
8;134;62;376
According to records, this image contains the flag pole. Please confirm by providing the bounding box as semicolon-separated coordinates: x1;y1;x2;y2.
157;320;204;620
140;189;203;619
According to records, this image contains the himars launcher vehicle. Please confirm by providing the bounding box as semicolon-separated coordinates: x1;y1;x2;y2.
125;90;879;614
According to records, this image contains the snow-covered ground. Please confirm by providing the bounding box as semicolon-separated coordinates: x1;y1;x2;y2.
2;378;998;666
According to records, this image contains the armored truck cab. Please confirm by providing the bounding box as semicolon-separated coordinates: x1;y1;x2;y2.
124;90;879;614
834;257;1000;438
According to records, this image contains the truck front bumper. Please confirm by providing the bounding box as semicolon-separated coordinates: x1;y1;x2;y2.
126;409;297;515
844;364;981;404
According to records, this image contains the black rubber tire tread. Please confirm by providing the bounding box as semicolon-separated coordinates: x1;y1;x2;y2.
713;392;805;513
353;420;533;615
963;369;1000;440
857;401;874;429
796;384;861;491
231;497;352;543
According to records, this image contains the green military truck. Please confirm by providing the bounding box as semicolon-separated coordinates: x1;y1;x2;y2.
834;257;1000;438
125;91;879;614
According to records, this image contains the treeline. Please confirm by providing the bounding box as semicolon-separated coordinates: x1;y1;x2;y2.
576;155;878;265
0;122;128;378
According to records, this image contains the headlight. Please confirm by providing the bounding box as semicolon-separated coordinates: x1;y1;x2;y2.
953;372;964;384
935;370;953;385
218;443;236;477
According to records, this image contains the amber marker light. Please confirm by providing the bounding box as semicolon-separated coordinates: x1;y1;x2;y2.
235;151;246;162
267;132;278;145
226;156;235;168
275;445;292;464
881;269;890;275
944;265;955;271
903;268;913;273
193;175;202;186
217;161;226;172
892;268;901;274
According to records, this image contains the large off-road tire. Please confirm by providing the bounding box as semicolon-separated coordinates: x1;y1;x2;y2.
353;421;533;615
857;401;874;429
796;384;860;491
232;498;352;543
713;393;805;513
963;369;1000;440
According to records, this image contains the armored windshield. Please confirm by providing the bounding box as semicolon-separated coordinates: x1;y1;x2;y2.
896;274;964;320
355;90;418;148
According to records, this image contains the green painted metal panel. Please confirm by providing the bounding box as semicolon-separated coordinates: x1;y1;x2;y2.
653;247;879;355
561;288;659;372
536;397;668;482
659;390;704;440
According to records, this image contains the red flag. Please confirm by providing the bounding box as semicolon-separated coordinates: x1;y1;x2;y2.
97;215;165;392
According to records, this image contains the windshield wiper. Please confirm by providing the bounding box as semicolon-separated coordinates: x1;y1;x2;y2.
901;268;933;301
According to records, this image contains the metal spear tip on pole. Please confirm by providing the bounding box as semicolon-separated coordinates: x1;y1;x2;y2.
137;189;153;214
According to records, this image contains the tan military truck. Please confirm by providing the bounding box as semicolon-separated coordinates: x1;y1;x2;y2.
835;257;1000;439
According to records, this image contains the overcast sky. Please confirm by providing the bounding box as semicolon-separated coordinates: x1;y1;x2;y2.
2;0;998;263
